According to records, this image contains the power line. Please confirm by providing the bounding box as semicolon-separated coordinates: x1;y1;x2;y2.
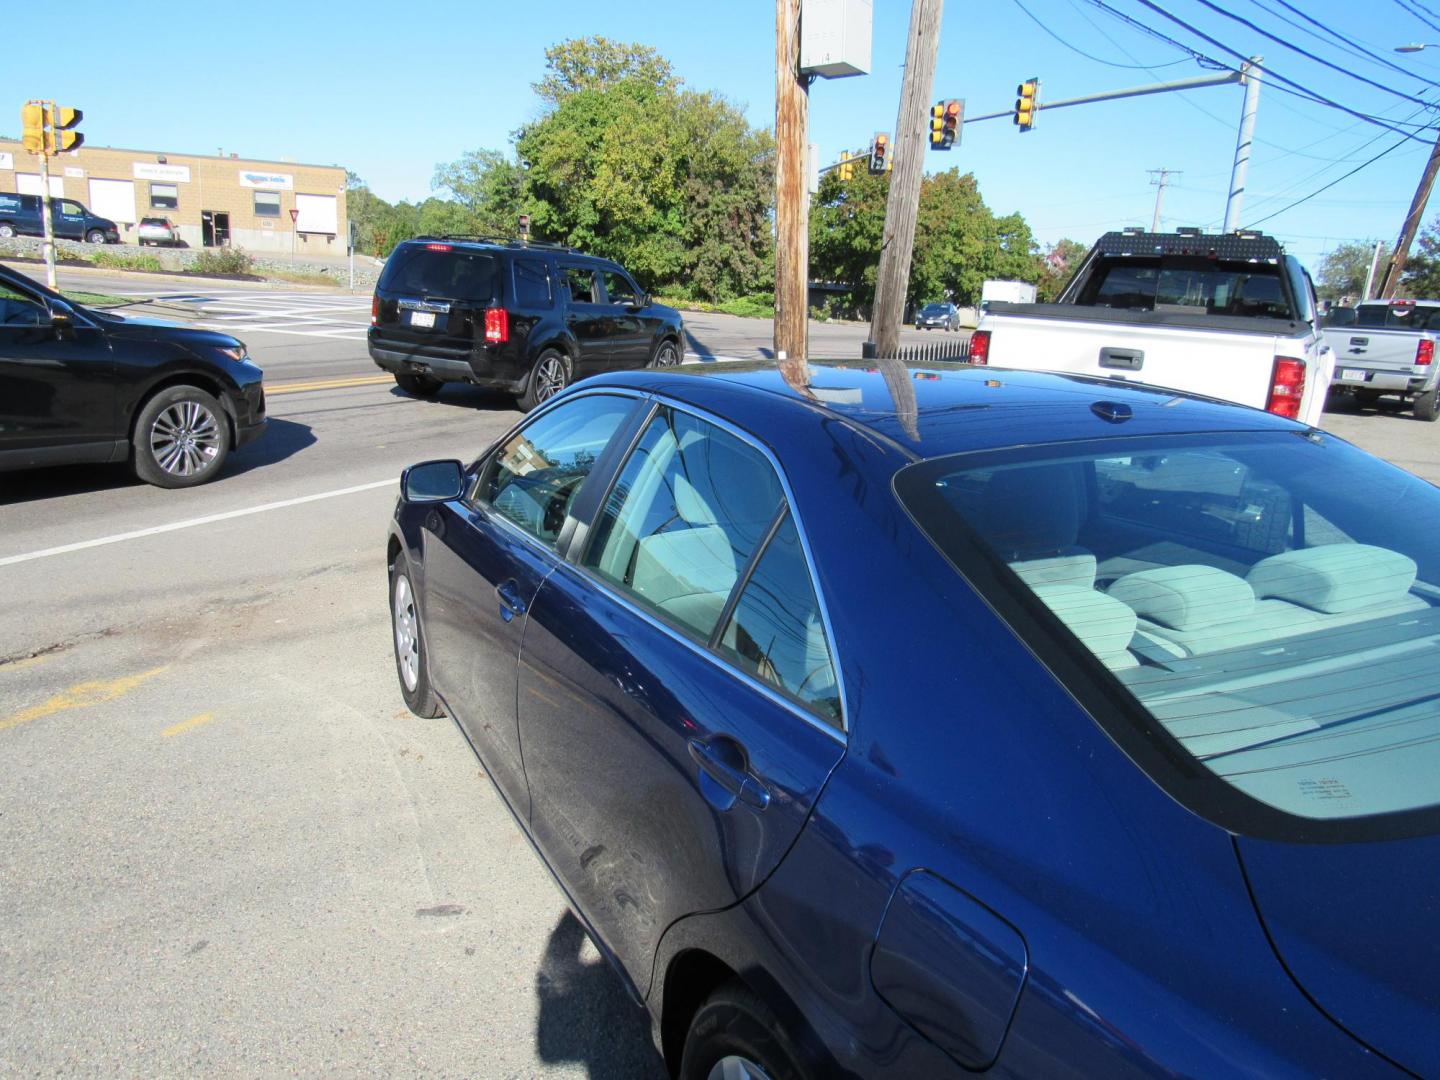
1251;0;1440;90
1393;0;1440;37
1244;137;1415;227
1008;0;1189;69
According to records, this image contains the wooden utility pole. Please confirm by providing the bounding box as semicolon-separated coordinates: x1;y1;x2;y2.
1379;126;1440;298
774;0;809;363
868;0;944;358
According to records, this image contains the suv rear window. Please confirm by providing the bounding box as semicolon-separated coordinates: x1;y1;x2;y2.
1077;257;1294;319
381;246;497;301
897;432;1440;831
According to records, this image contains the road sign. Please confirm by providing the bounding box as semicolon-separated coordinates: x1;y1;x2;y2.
289;209;299;223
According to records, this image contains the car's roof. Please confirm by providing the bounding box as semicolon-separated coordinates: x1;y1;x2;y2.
586;361;1304;460
397;237;610;264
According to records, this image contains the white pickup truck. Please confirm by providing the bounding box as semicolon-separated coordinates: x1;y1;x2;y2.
1323;299;1440;421
970;230;1333;427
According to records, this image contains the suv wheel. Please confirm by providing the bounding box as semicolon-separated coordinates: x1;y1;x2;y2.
132;385;232;488
85;229;107;244
649;339;681;368
0;224;15;238
394;371;442;398
518;349;570;412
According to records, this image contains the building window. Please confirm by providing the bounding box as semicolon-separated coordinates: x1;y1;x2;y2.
253;191;281;217
149;183;178;210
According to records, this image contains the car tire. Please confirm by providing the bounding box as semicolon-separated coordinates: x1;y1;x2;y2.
85;229;107;244
1414;388;1440;421
389;555;443;718
0;224;15;238
131;385;232;488
394;371;443;398
518;349;571;412
678;981;807;1080
648;338;682;368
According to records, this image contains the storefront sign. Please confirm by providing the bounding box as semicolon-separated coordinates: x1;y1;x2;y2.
64;166;84;178
238;170;293;190
133;162;191;183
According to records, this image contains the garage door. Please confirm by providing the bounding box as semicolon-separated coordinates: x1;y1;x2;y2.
17;173;65;198
295;193;337;235
88;178;137;223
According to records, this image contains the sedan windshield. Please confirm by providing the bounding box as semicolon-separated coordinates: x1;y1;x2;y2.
922;304;947;315
897;432;1440;825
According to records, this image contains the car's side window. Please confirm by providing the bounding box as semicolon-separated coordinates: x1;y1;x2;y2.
564;267;597;304
602;271;638;306
583;407;785;642
513;258;553;309
716;512;842;727
477;394;634;548
0;282;47;327
60;201;83;217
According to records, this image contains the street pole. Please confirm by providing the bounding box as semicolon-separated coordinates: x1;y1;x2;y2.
869;0;944;358
38;103;56;289
1363;239;1384;301
774;0;809;364
1379;125;1440;298
1148;168;1177;232
1223;57;1263;233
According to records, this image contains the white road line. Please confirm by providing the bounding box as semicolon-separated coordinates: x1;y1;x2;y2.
684;352;756;364
0;478;397;569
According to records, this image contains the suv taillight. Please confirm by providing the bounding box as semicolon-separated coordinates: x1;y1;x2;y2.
485;307;509;345
1418;339;1434;366
370;296;379;326
968;329;990;365
1266;356;1306;419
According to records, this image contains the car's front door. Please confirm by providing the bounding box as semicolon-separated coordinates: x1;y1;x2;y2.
598;268;650;369
0;278;117;463
418;392;640;821
560;265;609;372
52;200;86;240
517;403;848;993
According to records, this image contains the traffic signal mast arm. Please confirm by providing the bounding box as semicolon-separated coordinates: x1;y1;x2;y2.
962;68;1242;125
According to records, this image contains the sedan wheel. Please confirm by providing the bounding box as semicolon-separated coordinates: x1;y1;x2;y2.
390;557;443;717
706;1057;773;1080
131;385;232;488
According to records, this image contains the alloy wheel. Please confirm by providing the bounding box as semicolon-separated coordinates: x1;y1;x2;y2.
705;1057;772;1080
535;356;567;401
149;400;221;478
654;341;681;367
393;573;420;692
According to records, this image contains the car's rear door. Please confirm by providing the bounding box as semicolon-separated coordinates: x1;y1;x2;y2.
559;264;609;372
516;401;847;994
373;244;497;361
419;391;642;820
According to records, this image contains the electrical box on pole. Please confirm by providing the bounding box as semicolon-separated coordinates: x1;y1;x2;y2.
799;0;873;78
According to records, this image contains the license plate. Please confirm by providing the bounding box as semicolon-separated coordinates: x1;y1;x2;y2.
1341;368;1365;381
409;311;435;329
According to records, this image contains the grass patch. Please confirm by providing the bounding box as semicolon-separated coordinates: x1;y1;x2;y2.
654;293;775;319
190;248;254;275
261;268;337;286
65;291;136;309
90;250;163;272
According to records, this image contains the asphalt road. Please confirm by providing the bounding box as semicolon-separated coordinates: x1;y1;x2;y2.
3;269;1437;1076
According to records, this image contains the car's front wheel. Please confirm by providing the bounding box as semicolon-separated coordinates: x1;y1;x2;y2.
679;981;806;1080
390;556;442;717
0;224;16;238
85;229;107;244
131;385;232;488
393;371;442;398
518;349;571;412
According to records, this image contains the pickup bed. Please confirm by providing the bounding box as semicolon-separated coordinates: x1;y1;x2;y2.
1323;300;1440;421
972;231;1333;428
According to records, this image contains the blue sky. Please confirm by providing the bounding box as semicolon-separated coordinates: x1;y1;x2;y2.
5;0;1439;269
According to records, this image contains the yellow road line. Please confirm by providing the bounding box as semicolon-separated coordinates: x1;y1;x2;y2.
267;374;393;395
0;666;168;733
161;712;216;738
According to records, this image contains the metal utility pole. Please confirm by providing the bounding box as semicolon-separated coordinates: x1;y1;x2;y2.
869;0;944;358
1362;239;1385;301
774;0;809;363
1148;168;1178;232
38;148;56;289
1223;57;1263;233
1379;126;1440;298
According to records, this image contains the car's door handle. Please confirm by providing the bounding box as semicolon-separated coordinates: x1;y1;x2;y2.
688;737;770;811
495;579;526;622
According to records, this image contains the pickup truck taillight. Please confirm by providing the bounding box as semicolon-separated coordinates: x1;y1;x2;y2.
484;307;509;345
370;296;378;326
1417;339;1434;366
1266;357;1306;420
968;329;990;365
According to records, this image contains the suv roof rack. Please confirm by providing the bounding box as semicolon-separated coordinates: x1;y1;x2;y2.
412;234;584;253
1094;229;1284;261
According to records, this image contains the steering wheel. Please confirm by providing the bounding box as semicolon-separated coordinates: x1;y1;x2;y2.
542;474;586;538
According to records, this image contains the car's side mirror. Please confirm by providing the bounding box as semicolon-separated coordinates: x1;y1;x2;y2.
626;294;647;311
50;308;74;336
401;459;465;502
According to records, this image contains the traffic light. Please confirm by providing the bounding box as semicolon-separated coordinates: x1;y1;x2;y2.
838;152;853;181
930;99;962;150
49;105;83;153
869;132;889;174
1015;79;1040;132
21;102;45;154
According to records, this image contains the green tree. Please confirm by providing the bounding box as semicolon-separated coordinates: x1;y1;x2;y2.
1400;222;1440;298
430;150;526;237
1037;238;1087;301
1318;240;1384;301
533;36;679;108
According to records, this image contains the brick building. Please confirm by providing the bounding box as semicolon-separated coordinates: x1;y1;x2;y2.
0;142;348;256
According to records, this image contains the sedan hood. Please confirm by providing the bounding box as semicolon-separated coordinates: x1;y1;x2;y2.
1236;833;1440;1075
105;315;243;351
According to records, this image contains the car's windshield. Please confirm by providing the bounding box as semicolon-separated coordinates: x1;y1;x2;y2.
922;304;947;315
897;432;1440;826
1076;257;1295;319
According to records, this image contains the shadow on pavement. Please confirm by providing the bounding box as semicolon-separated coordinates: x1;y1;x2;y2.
1324;392;1428;422
388;384;521;414
226;417;317;475
534;911;667;1079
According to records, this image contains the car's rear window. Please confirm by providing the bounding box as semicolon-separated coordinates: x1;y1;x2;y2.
897;432;1440;828
1354;303;1440;331
380;247;497;301
1076;257;1294;319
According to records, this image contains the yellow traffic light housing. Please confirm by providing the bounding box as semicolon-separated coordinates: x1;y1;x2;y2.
869;132;889;174
21;103;45;154
50;105;84;152
1015;79;1040;132
930;102;946;148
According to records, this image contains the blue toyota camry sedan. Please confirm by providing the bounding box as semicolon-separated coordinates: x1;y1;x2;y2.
386;361;1438;1079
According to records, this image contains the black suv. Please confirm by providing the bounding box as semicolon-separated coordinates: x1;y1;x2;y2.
368;237;684;410
0;264;265;487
